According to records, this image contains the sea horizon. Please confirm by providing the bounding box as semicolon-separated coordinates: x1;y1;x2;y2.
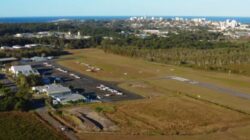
1;16;250;23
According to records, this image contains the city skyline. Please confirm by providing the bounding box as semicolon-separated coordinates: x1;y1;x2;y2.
0;0;250;17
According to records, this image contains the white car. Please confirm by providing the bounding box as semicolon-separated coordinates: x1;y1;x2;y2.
60;126;68;131
105;94;111;97
74;76;81;79
116;92;123;96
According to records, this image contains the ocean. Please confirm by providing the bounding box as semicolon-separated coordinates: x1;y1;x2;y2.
0;16;250;23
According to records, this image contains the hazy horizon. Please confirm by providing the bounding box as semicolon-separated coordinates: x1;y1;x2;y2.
1;15;250;18
0;0;249;17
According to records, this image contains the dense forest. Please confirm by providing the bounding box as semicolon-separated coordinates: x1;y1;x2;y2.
102;45;250;74
0;47;66;58
0;21;120;36
101;31;240;49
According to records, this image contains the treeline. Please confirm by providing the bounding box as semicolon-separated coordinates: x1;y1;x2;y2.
102;45;250;74
99;30;250;74
0;21;120;37
0;37;34;46
41;37;102;49
0;36;101;49
0;74;42;112
0;82;30;111
0;23;74;36
0;47;66;58
75;20;122;36
101;31;234;49
0;21;122;49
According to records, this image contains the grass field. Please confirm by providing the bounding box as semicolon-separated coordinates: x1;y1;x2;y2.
95;97;250;135
58;49;250;139
78;124;250;140
0;112;64;140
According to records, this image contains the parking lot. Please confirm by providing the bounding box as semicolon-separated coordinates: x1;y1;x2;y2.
31;61;142;102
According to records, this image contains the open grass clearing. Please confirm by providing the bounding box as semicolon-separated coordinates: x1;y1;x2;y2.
58;49;250;113
78;123;250;140
57;48;250;138
58;49;250;94
93;96;250;135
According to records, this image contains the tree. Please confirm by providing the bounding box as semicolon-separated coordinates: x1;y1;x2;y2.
17;74;42;88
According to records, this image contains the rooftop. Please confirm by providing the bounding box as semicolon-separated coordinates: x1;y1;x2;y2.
0;57;17;62
10;65;40;76
33;84;71;95
53;93;85;104
11;65;32;70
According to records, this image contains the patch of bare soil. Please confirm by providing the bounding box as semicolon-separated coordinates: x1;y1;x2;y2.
66;107;119;132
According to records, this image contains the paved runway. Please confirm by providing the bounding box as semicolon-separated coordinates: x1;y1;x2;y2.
164;76;250;100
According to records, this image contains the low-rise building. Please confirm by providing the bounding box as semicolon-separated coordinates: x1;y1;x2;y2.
1;46;12;50
32;84;71;96
24;44;38;48
12;45;23;49
9;65;40;76
52;93;86;105
0;57;17;65
31;56;47;62
143;29;160;35
32;84;85;105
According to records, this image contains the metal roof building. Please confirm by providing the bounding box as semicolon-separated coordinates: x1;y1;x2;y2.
32;84;85;104
32;84;71;96
0;57;17;65
9;65;40;76
52;93;85;105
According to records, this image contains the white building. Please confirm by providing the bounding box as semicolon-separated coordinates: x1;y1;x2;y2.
24;44;38;48
12;45;23;49
83;36;91;39
226;19;238;28
143;30;160;35
14;33;23;38
9;65;40;76
53;93;86;105
77;31;81;36
1;46;11;50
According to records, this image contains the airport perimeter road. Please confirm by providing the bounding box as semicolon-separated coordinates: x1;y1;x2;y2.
36;107;78;140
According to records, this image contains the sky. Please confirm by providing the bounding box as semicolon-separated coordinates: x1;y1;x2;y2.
0;0;249;17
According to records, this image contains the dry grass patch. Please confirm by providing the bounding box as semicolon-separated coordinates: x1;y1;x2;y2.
102;97;250;135
58;49;250;114
0;112;64;140
58;48;250;138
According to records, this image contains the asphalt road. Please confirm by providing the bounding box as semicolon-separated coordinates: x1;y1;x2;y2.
36;107;78;140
